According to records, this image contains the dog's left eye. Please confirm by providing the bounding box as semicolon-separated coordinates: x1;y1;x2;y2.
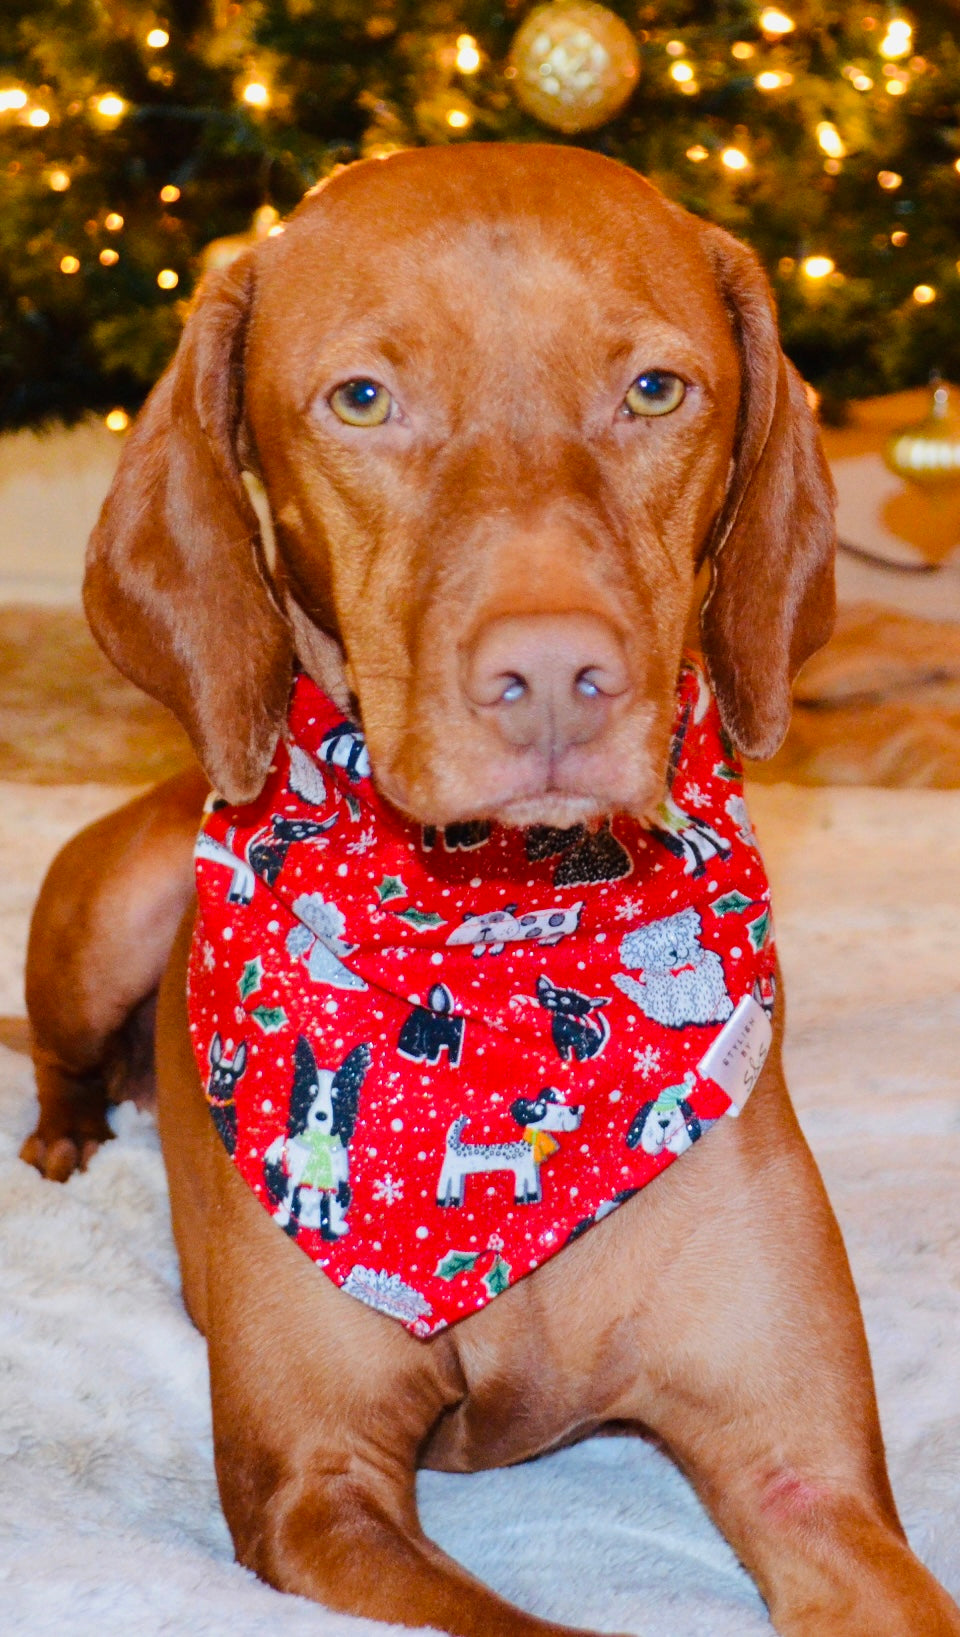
329;378;393;427
623;371;686;417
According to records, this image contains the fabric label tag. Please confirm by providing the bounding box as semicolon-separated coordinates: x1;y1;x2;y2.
698;993;772;1114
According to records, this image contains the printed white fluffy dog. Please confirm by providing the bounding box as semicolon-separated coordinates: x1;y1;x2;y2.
613;907;732;1029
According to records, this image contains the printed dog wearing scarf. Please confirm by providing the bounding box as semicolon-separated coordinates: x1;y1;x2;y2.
436;1089;584;1209
264;1036;371;1239
614;907;733;1030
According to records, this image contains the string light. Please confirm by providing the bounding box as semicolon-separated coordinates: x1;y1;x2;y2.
756;70;793;90
105;409;129;431
99;247;119;265
47;169;70;191
877;170;902;189
160;184;180;202
446;106;472;129
913;284;935;304
731;41;755;59
60;255;80;274
851;71;874;91
242;80;270;108
0;88;28;111
157;268;179;289
146;28;169;49
816;122;845;159
759;9;795;37
686;144;709;162
879;18;912;60
721;147;749;171
104;212;124;231
665;40;686;57
97;94;125;117
891;230;908;246
28;108;50;127
802;255;835;279
885;75;907;96
455;35;480;74
670;61;694;83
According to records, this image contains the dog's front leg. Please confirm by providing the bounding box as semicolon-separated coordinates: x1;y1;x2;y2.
601;1052;960;1636
201;1103;619;1637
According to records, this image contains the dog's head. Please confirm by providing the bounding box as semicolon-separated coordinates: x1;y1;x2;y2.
85;145;834;827
511;1087;584;1133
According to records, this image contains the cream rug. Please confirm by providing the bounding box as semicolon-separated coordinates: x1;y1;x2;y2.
1;782;959;1635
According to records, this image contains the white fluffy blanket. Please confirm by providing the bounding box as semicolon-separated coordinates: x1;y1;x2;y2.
2;781;959;1636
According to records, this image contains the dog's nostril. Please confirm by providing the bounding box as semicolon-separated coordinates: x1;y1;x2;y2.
500;675;527;705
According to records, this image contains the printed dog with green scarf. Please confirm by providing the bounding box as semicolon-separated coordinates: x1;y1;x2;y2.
264;1036;371;1240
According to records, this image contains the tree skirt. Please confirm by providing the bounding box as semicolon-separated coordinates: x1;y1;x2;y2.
1;782;959;1637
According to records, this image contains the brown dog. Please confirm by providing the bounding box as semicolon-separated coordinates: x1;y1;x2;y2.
22;146;960;1636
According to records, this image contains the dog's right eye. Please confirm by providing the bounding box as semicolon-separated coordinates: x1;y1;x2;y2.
329;378;393;427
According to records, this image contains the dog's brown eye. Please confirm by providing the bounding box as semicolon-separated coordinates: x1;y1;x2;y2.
329;378;393;427
623;371;686;417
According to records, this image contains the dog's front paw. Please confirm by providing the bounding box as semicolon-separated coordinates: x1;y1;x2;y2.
20;1113;113;1182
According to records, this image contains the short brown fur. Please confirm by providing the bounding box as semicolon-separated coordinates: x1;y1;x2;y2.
23;146;960;1635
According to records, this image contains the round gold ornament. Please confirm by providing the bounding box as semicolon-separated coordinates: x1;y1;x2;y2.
508;1;640;134
883;380;960;493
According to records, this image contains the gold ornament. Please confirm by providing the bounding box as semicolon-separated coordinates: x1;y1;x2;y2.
884;381;960;493
508;1;640;134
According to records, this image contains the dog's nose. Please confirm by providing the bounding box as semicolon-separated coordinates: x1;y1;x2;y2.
463;613;629;756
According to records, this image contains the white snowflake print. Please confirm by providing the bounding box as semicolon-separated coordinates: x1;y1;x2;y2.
633;1044;662;1079
614;895;649;921
683;782;708;809
372;1172;404;1206
202;940;216;971
347;826;377;856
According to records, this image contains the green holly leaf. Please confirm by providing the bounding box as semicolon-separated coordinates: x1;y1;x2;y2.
250;1004;287;1033
483;1255;512;1297
238;956;263;1000
375;874;406;903
435;1249;480;1280
711;890;754;916
394;907;446;930
748;908;771;951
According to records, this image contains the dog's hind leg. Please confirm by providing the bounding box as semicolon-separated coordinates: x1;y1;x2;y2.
21;766;206;1181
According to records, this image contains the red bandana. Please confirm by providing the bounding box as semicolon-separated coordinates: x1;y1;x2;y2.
188;657;776;1338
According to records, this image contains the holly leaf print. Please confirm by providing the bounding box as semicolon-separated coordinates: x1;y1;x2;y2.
711;890;754;917
238;957;263;1000
376;874;406;904
748;908;771;951
250;1004;287;1033
435;1250;480;1280
483;1255;512;1297
394;907;447;931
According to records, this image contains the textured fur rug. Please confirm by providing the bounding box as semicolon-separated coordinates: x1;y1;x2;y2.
2;781;959;1636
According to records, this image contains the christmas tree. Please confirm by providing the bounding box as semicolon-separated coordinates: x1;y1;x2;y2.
3;0;960;432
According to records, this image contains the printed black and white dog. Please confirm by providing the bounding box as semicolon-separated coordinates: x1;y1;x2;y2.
535;975;610;1062
397;983;465;1067
204;1032;246;1155
264;1036;371;1239
436;1089;583;1208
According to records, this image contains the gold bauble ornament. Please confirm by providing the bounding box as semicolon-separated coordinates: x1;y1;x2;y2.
884;380;960;493
508;1;640;134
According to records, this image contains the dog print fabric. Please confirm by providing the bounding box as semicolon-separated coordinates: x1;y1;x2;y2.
188;656;777;1338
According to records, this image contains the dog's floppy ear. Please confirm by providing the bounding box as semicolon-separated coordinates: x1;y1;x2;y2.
697;225;836;759
84;253;293;802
